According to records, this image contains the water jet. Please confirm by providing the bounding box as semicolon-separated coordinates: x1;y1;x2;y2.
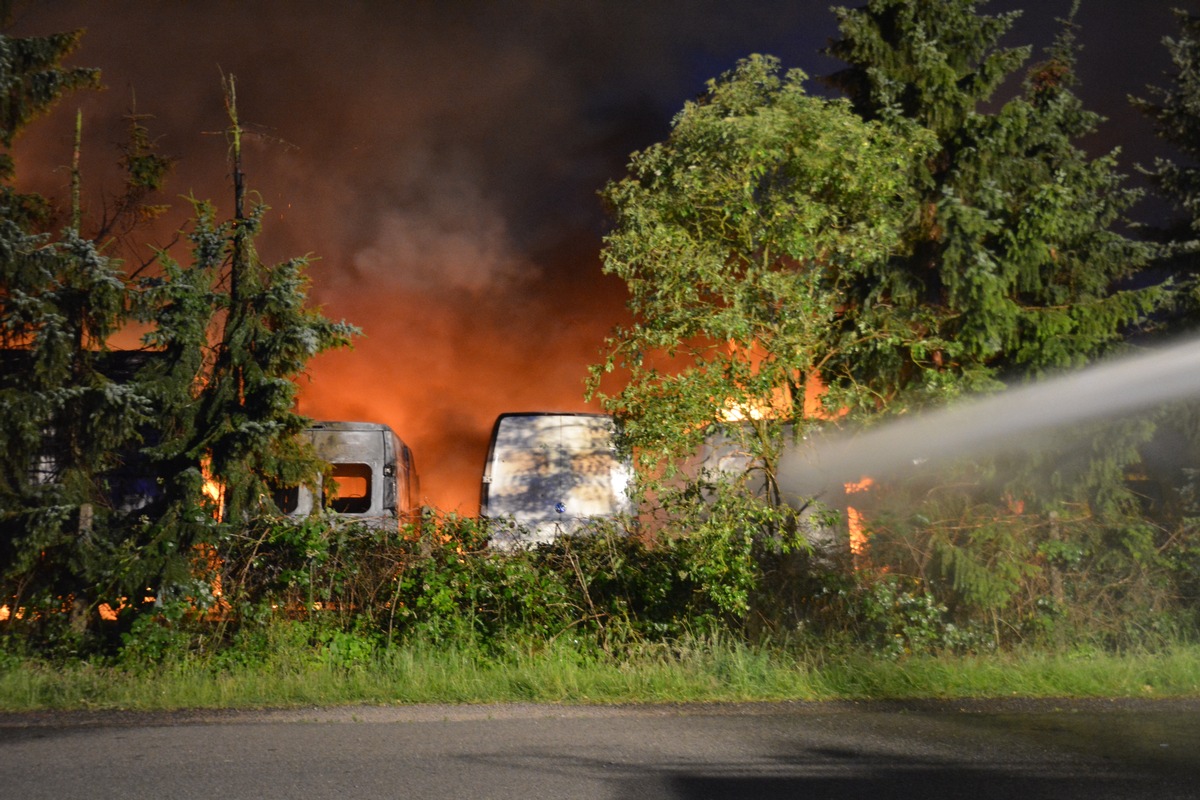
777;336;1200;503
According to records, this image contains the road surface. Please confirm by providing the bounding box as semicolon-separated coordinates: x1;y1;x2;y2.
2;698;1198;799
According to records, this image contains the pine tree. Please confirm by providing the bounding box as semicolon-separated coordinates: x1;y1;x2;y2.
1128;10;1200;621
819;1;1171;642
822;0;1160;411
820;1;1163;512
127;77;359;607
201;76;359;523
0;27;152;636
0;27;98;190
1131;8;1200;321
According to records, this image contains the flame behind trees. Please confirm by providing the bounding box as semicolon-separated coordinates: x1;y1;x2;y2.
590;4;1175;634
589;54;935;550
0;22;357;644
819;0;1168;587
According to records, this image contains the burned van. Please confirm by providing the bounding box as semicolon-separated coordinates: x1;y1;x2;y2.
480;413;633;549
280;421;418;528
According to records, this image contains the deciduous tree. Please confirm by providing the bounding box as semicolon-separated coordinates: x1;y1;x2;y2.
589;56;933;619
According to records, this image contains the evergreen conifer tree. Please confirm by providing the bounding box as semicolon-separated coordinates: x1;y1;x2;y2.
127;77;359;609
1131;8;1200;321
1128;10;1200;615
820;1;1171;641
822;0;1159;409
1;27;355;644
0;26;153;636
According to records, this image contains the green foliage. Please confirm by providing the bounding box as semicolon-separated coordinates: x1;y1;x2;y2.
590;55;933;592
593;54;931;448
0;27;99;182
799;0;1180;654
0;28;155;644
0;34;356;653
823;0;1160;407
837;449;1191;651
584;7;1185;660
1132;9;1200;243
118;598;198;669
1132;9;1200;337
833;573;981;659
138;193;359;533
93;510;834;663
390;515;705;650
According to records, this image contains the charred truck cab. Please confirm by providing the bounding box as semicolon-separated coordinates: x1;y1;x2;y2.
281;421;418;528
480;412;633;549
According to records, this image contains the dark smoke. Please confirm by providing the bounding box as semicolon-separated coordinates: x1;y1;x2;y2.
5;1;1175;510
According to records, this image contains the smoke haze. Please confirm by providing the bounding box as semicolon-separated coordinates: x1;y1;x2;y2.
4;1;1178;510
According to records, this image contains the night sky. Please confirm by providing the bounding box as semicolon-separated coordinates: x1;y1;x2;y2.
4;1;1190;510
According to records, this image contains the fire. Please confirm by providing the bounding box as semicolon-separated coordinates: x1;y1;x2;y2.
844;476;874;495
200;459;224;520
712;346;875;560
845;507;867;555
720;396;778;422
202;478;222;504
0;605;9;622
844;476;874;559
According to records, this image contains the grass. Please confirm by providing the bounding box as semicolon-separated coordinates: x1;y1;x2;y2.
2;632;1199;713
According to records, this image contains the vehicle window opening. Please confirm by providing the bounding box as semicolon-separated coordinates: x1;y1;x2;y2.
328;463;372;514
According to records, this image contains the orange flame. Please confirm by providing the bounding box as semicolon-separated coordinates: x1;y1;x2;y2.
844;476;874;494
200;459;224;521
719;396;779;422
844;476;874;559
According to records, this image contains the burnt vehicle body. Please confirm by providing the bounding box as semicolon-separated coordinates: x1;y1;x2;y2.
279;421;419;528
480;412;633;549
682;422;844;555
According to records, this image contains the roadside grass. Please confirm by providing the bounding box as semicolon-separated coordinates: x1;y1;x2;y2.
2;633;1199;712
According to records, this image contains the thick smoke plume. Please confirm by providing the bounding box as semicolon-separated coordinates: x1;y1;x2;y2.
6;1;828;509
5;1;1174;509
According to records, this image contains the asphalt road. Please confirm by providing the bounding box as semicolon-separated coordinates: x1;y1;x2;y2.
2;699;1199;799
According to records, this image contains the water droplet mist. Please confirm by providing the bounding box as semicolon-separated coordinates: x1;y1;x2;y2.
777;336;1200;503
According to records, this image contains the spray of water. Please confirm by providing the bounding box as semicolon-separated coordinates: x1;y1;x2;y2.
777;336;1200;502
